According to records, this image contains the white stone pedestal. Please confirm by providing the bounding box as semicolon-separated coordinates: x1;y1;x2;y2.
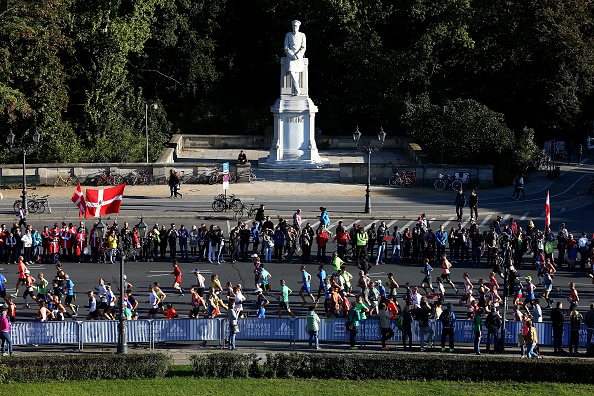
259;58;330;169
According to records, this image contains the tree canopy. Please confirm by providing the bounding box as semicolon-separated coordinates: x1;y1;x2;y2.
1;0;592;169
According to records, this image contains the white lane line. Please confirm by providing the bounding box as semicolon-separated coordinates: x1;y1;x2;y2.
480;215;492;227
386;220;398;229
364;222;375;231
403;220;415;229
502;214;510;222
539;210;546;217
460;219;469;228
147;274;170;278
149;271;172;273
520;212;529;221
442;216;455;229
551;174;588;198
560;207;566;213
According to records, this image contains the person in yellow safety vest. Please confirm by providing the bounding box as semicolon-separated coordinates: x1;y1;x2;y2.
356;226;369;272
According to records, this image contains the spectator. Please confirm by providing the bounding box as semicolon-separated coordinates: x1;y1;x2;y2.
306;305;321;349
227;300;239;350
551;301;565;353
415;298;433;351
237;150;247;164
454;188;465;221
0;306;12;356
379;301;394;350
569;309;584;355
469;189;478;221
524;319;540;358
485;308;502;354
584;304;594;356
439;302;456;352
473;308;484;355
347;300;361;350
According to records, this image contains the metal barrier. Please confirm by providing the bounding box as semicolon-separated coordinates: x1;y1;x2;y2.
9;318;592;349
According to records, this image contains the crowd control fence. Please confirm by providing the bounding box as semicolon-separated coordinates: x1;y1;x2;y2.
8;318;593;350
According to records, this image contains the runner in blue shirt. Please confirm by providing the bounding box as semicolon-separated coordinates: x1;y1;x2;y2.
299;265;315;305
315;265;327;303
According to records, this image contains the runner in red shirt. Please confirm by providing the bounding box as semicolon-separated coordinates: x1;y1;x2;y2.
171;260;184;296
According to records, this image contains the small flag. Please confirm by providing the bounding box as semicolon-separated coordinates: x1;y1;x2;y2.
71;183;85;217
545;191;550;229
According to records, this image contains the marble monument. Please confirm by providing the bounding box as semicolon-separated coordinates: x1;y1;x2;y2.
259;20;330;169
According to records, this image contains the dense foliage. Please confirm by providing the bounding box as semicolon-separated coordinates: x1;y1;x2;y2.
0;353;171;382
191;352;594;383
1;0;592;165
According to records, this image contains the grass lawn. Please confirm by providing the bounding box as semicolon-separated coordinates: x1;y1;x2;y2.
1;376;593;396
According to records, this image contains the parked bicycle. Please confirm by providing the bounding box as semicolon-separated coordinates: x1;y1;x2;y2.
460;174;480;190
53;171;79;187
208;168;237;185
13;194;52;214
237;168;257;182
234;203;258;219
96;171;124;186
212;194;242;212
388;168;420;187
127;170;154;186
179;170;199;184
434;172;463;191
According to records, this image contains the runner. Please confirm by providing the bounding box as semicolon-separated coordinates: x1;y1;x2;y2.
171;261;184;296
276;279;296;318
298;265;315;306
440;254;458;295
420;258;434;296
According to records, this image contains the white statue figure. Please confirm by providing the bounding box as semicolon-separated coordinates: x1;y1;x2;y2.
284;20;306;96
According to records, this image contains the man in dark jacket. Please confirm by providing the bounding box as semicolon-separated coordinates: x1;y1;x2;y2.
485;308;502;353
551;301;566;353
455;189;466;221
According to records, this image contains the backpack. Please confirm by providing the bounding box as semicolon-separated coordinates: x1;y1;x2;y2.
417;309;429;327
441;309;454;327
396;316;403;331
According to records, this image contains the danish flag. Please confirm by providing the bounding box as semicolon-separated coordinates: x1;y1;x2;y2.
71;183;86;217
85;183;126;219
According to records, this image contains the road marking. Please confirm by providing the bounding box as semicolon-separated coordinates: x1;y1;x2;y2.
149;271;172;273
386;220;398;229
480;215;492;227
364;222;374;231
502;214;510;222
442;216;455;228
520;212;529;221
560;207;566;213
460;219;469;228
403;219;415;229
226;220;231;234
147;274;170;278
539;210;546;217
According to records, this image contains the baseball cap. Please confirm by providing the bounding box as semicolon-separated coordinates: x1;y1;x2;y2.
192;269;200;274
255;288;263;293
251;253;259;258
24;270;30;274
525;276;532;281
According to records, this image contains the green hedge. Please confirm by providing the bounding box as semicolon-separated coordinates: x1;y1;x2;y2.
190;352;594;383
1;353;171;383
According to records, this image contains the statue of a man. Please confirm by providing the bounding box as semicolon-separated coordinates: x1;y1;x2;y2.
284;20;306;96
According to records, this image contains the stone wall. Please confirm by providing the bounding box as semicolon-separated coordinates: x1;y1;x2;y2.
340;163;494;187
0;162;248;186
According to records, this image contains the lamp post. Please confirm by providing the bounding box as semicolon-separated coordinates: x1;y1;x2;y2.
353;126;386;214
145;104;158;163
431;105;446;164
7;128;41;216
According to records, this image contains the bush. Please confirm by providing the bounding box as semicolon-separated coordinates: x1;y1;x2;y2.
190;352;594;383
190;353;260;378
1;353;171;383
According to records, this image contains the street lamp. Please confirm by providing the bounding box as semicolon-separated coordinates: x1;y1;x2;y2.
145;104;158;163
432;105;446;164
7;128;41;216
353;126;386;214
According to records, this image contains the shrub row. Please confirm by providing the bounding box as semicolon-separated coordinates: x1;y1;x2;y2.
0;353;171;383
190;352;594;383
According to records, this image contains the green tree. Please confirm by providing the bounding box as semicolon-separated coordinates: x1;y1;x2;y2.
0;0;84;163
